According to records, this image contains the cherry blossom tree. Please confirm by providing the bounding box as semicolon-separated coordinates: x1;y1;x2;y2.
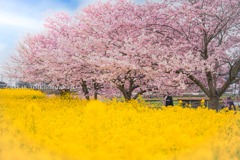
4;12;115;100
75;0;183;100
140;0;240;110
42;12;112;100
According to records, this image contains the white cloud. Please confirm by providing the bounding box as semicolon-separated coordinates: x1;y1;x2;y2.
0;11;44;30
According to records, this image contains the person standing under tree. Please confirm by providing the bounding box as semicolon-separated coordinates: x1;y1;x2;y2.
165;92;173;106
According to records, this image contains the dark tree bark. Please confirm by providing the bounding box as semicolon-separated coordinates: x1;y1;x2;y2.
117;79;147;101
94;92;98;100
92;80;104;100
81;79;89;100
209;95;220;111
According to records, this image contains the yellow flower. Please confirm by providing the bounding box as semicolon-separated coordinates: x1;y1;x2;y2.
178;100;183;106
0;89;240;160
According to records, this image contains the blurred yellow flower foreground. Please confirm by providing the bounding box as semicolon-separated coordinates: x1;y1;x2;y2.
0;89;240;160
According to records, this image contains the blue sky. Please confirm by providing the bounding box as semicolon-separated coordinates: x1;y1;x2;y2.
0;0;146;74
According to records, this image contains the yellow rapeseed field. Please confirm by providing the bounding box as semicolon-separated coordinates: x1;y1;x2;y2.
0;89;240;160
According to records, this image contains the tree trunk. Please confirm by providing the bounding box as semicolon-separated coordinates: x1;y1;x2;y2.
122;90;131;101
93;81;101;100
81;80;89;100
94;92;98;100
210;96;219;111
117;85;131;101
121;88;147;101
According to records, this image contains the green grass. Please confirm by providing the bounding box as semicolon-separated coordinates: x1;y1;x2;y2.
115;94;234;107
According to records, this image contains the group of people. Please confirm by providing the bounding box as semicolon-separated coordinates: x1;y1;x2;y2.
164;92;237;111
